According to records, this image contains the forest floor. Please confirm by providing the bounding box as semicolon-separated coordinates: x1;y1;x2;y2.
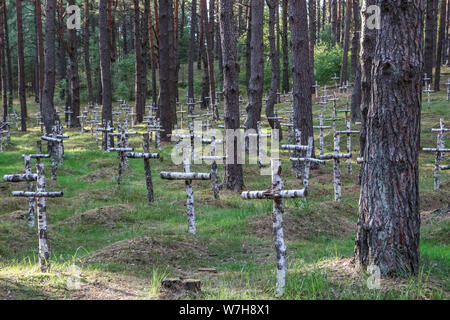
0;89;449;300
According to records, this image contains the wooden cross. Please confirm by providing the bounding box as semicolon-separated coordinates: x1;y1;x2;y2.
248;121;271;168
3;160;63;272
423;73;431;88
97;120;114;151
423;118;449;190
109;129;134;189
312;81;320;99
64;107;73;128
108;127;137;168
112;111;121;124
325;94;342;134
319;133;352;202
0;128;9;152
242;159;307;297
125;134;161;203
200;134;226;200
160;148;211;235
331;74;339;89
313;113;331;156
424;83;434;109
177;102;187;129
41;128;64;180
446;78;450;101
147;118;164;150
187;98;196;115
336;120;360;174
77;113;87;134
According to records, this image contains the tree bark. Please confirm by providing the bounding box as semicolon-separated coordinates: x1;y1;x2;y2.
67;0;80;128
434;0;447;91
0;0;6;121
289;0;315;156
134;0;147;123
42;0;57;135
159;0;177;140
17;0;27;131
100;0;113;133
424;0;438;82
350;0;361;80
219;0;245;192
355;0;424;277
308;0;316;90
340;0;352;84
245;0;264;134
2;0;12;109
188;0;197;102
84;0;94;104
331;0;338;45
281;0;289;93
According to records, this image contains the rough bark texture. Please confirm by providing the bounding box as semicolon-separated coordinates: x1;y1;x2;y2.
308;0;316;90
350;0;361;80
100;0;113;129
17;0;27;131
434;0;447;91
84;0;94;104
281;0;289;93
340;0;352;84
159;0;177;141
67;0;80;128
188;0;197;103
134;0;147;123
36;161;50;272
219;0;245;192
355;0;424;277
266;0;282;138
42;0;57;135
289;0;315;156
2;0;12;109
424;0;438;82
0;0;6;122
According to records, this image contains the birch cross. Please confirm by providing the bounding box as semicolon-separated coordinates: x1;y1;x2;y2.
41;129;63;180
125;133;161;203
3;160;63;272
177;102;187;129
147;118;164;150
313;113;331;156
64;107;73;128
242;159;307;297
336;120;360;174
423;119;449;190
187;98;196;115
108;128;137;169
160;148;211;235
77;113;87;134
200;135;226;200
325;94;342;134
108;130;134;189
286;135;324;189
319;133;352;202
331;74;339;89
312;81;320;99
248;121;271;168
424;84;434;109
0;129;8;152
446;78;450;101
97;120;114;151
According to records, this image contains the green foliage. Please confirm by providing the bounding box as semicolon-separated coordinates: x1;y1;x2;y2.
314;44;343;85
111;55;136;102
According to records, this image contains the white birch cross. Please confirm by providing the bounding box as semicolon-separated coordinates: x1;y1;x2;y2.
242;159;307;297
3;159;63;273
247;121;271;168
336;120;360;174
319;133;352;202
160;148;211;234
313;113;331;156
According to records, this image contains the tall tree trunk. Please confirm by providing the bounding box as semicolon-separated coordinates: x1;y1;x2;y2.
266;0;282;139
188;0;197;102
245;0;264;134
16;0;27;131
219;0;245;192
159;0;177;140
355;0;424;277
84;0;94;104
100;0;113;137
203;0;216;109
35;0;44;106
245;3;252;92
339;0;352;84
199;8;210;110
68;0;80;127
331;0;338;45
350;0;361;80
435;0;447;91
281;0;289;93
148;0;158;104
289;0;315;154
309;0;316;91
424;0;438;81
359;0;377;166
134;0;147;123
0;0;6;121
2;0;12;109
42;0;57;134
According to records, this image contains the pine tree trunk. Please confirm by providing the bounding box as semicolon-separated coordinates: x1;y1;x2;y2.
350;0;360;80
67;0;80;128
434;0;447;91
42;0;57;135
134;0;147;123
245;0;264;133
99;0;113;127
289;0;315;155
282;0;290;93
0;0;6;121
188;0;197;102
424;0;438;81
355;0;424;277
219;0;245;192
309;0;316;90
339;0;352;84
159;0;177;140
17;0;27;131
35;0;44;106
84;0;94;104
331;0;338;45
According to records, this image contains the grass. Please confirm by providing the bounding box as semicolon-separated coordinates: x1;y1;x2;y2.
0;88;449;300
